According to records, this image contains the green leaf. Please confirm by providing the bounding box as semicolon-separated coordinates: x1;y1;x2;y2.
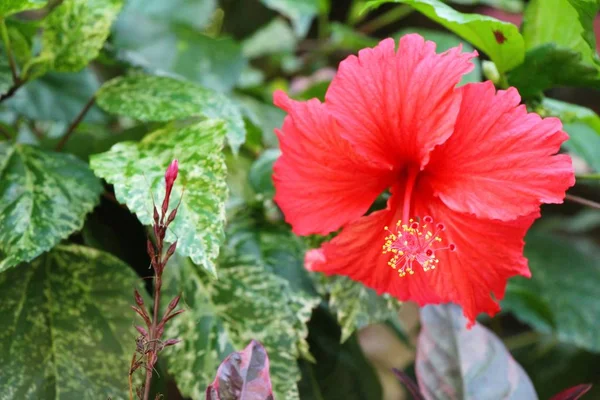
90;120;228;277
41;0;123;72
540;98;600;172
164;256;319;400
507;45;600;98
365;0;525;72
522;0;599;60
314;275;401;343
5;69;105;123
503;231;600;352
329;22;378;51
171;33;246;93
0;0;46;17
260;0;319;37
96;75;246;151
0;143;102;272
0;244;141;399
297;306;384;400
118;0;215;30
417;304;538;399
448;0;524;13
235;95;285;148
242;18;297;58
249;149;280;197
396;28;482;84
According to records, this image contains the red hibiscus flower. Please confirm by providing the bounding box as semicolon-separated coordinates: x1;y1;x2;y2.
272;34;574;325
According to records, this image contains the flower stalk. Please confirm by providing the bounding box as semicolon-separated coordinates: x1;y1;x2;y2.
129;159;184;400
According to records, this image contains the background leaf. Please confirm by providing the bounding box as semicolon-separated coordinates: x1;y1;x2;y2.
0;143;102;272
41;0;123;72
0;244;140;400
96;75;246;151
260;0;320;37
503;231;600;353
416;304;537;400
90;119;228;276
365;0;525;72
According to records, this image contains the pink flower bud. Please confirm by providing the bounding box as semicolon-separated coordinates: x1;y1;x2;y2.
165;159;179;188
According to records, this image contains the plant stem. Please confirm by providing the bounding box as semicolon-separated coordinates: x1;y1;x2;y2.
503;331;541;351
55;96;95;151
358;5;413;34
565;194;600;210
576;173;600;180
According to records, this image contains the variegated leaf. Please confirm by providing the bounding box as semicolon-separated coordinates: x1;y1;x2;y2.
90;119;228;276
96;75;246;151
315;275;402;343
0;244;141;399
164;256;319;400
41;0;123;72
0;142;102;272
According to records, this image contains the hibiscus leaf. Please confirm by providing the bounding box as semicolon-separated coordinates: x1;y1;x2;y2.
503;231;600;353
0;244;142;399
206;340;275;400
539;98;600;173
95;75;246;151
260;0;320;37
90;119;227;277
0;143;102;272
163;256;319;400
0;0;46;17
314;275;402;343
417;304;538;400
5;69;106;123
41;0;123;72
364;0;525;72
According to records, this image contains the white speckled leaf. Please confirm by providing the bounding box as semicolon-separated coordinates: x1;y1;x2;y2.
0;0;46;17
95;75;246;151
0;244;141;400
315;275;402;343
417;304;538;400
164;256;319;400
41;0;123;72
90;120;228;276
0;143;102;272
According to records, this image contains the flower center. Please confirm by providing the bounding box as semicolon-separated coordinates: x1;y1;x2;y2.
382;216;455;277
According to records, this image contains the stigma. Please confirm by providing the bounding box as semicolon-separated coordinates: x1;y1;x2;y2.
382;216;455;278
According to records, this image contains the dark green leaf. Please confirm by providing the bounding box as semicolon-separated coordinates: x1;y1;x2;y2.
365;0;525;72
249;149;280;197
41;0;123;72
164;256;319;400
0;244;141;399
0;0;46;17
329;22;378;51
206;340;275;400
507;44;600;98
90;120;228;276
96;75;246;151
503;232;600;352
242;18;297;58
235;95;284;148
0;143;102;272
298;306;383;400
417;304;537;399
314;275;401;343
448;0;524;13
260;0;320;37
5;69;105;123
539;98;600;172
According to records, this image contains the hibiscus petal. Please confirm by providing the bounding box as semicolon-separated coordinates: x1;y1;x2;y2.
325;34;476;169
306;184;444;306
273;91;394;236
426;81;575;220
412;192;538;326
